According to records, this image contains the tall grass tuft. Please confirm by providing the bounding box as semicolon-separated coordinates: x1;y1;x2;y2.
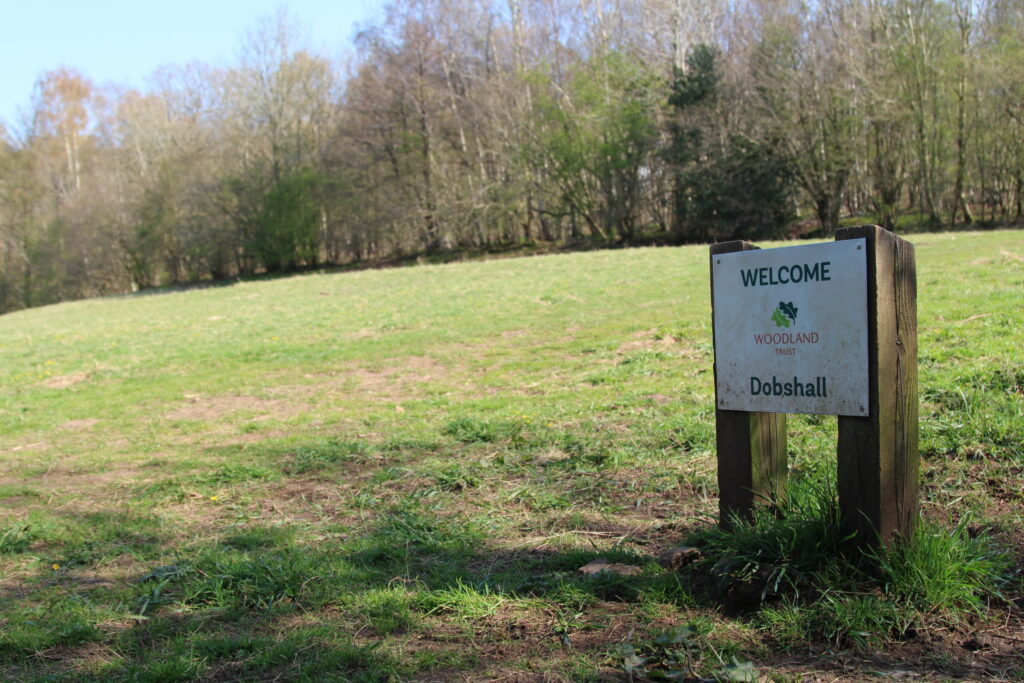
694;470;1013;648
691;476;846;601
870;517;1010;619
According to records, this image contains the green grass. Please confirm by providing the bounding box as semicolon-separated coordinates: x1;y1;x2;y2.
0;230;1022;680
687;471;1009;650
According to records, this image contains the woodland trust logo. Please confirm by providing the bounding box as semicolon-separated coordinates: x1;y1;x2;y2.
772;301;798;328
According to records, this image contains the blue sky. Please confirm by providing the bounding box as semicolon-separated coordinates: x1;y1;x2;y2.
1;0;379;131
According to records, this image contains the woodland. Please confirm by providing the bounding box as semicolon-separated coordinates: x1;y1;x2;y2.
0;0;1022;314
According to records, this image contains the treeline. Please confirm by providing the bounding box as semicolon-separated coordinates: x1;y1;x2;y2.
1;0;1022;314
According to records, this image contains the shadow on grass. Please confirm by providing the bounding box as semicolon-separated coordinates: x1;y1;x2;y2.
0;498;695;681
3;418;1020;682
2;495;1020;682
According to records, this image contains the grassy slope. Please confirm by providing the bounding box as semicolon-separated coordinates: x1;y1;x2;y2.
0;231;1021;680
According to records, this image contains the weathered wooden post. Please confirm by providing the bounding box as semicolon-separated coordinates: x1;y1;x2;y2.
835;226;919;544
710;226;917;543
710;241;788;527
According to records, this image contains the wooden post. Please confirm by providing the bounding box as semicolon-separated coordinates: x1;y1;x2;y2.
711;241;788;527
835;226;919;545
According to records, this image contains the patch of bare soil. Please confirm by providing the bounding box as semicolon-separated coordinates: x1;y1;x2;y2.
999;249;1022;263
40;372;89;389
20;639;122;674
31;465;143;499
922;456;1024;522
617;339;678;354
168;355;454;422
0;573;35;603
59;418;99;431
246;480;375;526
342;357;455;401
392;601;638;682
767;616;1024;681
165;394;302;421
46;571;118;592
0;495;37;508
269;480;347;507
616;331;707;361
6;441;46;453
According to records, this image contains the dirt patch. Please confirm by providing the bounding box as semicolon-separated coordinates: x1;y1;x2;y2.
166;394;303;422
372;600;640;681
40;372;89;389
332;355;450;401
167;355;455;421
246;480;376;527
34;465;142;497
457;601;639;680
1000;249;1023;263
48;571;119;592
0;495;39;507
17;639;121;675
616;329;704;358
769;618;1024;681
7;441;46;453
270;480;347;506
59;418;99;431
922;457;1024;522
617;338;678;353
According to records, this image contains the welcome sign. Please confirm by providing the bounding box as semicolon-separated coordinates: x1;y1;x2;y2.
712;239;869;416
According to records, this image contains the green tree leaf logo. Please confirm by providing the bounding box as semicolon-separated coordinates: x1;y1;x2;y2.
772;301;797;328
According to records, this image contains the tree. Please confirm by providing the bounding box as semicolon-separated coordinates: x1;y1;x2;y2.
526;53;661;243
251;168;322;271
220;10;339;271
667;43;720;243
30;68;94;197
749;2;864;231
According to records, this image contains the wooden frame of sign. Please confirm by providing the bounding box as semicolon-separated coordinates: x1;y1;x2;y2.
709;240;789;528
709;225;918;545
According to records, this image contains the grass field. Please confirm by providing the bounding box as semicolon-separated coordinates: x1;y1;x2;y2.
1;230;1022;681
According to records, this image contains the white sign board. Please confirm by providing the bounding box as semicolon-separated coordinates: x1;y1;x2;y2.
712;239;869;416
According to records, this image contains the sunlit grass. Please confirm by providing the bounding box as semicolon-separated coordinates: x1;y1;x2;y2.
0;230;1022;680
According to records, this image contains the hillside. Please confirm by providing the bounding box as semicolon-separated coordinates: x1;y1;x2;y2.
1;231;1022;680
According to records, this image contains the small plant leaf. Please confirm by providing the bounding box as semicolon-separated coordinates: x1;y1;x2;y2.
653;626;696;648
715;657;758;682
139;564;187;583
622;653;647;675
